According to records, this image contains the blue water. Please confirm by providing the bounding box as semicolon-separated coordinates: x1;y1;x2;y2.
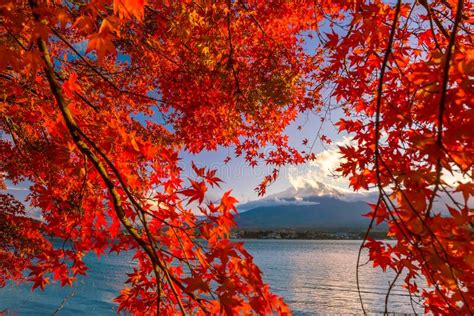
0;240;422;315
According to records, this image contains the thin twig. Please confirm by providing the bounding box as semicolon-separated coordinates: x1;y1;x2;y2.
51;290;76;316
384;269;402;315
426;0;464;217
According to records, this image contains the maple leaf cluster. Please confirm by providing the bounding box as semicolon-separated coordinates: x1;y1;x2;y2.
315;0;473;314
0;0;318;314
0;0;472;315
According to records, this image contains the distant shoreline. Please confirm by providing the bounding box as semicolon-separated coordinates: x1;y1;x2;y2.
230;229;389;240
232;238;390;241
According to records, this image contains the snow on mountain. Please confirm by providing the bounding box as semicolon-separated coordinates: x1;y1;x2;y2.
237;181;377;212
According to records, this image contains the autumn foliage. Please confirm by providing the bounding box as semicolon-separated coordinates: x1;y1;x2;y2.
0;0;472;315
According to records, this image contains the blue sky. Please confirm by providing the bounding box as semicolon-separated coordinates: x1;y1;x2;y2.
177;26;349;203
5;19;349;207
3;109;347;214
179;108;347;203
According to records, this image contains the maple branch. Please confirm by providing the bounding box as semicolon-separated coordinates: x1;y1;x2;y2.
384;268;402;315
367;1;465;311
408;289;420;315
431;7;473;39
237;0;276;43
74;92;99;112
440;183;463;211
374;0;401;190
34;14;212;316
378;156;472;313
364;6;449;306
51;290;76;316
1;116;26;157
1;114;42;152
418;0;450;41
226;0;241;95
31;6;188;315
4;26;28;51
54;79;210;313
73;129;205;244
356;196;382;315
368;2;401;313
375;188;456;312
420;1;442;51
50;26;171;108
49;27;120;91
426;0;463;217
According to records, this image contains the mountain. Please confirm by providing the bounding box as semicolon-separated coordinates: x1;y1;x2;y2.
235;182;381;231
235;180;465;231
235;196;377;231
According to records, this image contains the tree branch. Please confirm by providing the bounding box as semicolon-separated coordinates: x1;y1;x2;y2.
426;0;463;217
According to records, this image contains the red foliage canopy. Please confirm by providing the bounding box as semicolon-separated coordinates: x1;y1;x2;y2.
0;0;472;315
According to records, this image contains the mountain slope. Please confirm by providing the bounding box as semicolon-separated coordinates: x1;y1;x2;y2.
235;181;465;231
235;196;376;231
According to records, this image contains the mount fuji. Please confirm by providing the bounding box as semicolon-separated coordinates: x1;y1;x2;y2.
235;182;381;231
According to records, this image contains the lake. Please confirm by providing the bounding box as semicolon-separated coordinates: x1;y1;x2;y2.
0;240;422;315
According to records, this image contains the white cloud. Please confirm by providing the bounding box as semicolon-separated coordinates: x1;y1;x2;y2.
441;169;471;188
288;137;354;191
237;198;319;211
288;137;470;192
6;186;29;191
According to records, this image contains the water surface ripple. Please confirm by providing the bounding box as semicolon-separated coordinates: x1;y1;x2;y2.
0;240;422;315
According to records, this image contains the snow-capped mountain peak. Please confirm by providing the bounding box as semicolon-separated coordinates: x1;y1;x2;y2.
237;181;376;212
